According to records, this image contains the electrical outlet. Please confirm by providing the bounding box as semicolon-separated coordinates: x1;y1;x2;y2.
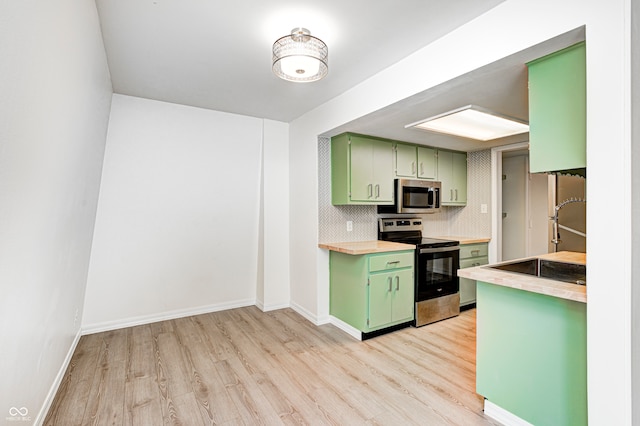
74;308;79;326
346;221;353;232
481;204;488;214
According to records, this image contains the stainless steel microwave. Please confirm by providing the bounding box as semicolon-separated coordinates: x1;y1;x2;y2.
378;179;441;214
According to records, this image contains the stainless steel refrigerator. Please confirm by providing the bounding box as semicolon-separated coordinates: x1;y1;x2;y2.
548;174;586;253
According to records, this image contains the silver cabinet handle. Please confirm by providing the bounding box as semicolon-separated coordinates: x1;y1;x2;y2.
386;260;400;265
395;276;400;291
411;161;416;174
388;277;393;292
368;183;373;198
455;189;458;201
471;250;480;256
375;184;380;198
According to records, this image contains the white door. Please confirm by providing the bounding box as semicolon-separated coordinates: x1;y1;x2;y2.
502;155;527;261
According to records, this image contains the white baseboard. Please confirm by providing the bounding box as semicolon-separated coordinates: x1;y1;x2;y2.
259;302;290;312
484;399;534;426
289;301;331;325
81;298;256;335
289;301;316;324
329;316;362;340
35;328;82;425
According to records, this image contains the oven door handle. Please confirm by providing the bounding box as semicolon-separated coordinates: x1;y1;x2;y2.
419;246;459;254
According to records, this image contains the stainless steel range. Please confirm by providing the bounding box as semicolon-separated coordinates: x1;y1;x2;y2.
378;218;460;326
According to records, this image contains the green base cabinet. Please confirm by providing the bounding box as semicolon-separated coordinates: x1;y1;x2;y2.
437;150;467;206
331;133;394;205
458;243;488;306
476;281;587;426
527;42;586;173
330;250;414;333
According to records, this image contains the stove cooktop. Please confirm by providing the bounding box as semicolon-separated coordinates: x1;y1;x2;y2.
377;218;458;248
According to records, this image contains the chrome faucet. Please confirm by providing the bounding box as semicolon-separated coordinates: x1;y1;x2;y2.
551;197;586;246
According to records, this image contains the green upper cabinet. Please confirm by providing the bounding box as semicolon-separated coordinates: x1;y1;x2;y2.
527;42;586;173
394;144;437;180
417;146;437;180
331;133;394;205
438;150;467;206
395;143;418;178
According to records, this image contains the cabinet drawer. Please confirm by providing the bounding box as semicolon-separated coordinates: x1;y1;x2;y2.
460;256;488;269
369;252;414;272
460;243;488;259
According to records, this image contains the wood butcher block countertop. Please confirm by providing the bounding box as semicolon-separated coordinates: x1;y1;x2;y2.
318;240;415;255
458;251;587;303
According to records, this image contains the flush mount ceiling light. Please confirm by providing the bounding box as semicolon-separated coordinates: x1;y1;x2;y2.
272;27;328;83
405;105;529;141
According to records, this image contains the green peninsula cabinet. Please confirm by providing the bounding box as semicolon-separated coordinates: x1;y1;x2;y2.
331;133;394;205
395;143;437;180
330;250;414;337
476;281;587;426
437;150;467;206
458;242;488;307
527;42;586;173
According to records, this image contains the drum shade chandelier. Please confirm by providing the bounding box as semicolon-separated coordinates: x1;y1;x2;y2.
272;27;328;83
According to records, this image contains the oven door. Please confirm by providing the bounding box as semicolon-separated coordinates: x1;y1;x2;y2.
416;246;460;301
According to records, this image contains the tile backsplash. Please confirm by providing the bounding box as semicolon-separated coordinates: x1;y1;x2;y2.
318;137;492;243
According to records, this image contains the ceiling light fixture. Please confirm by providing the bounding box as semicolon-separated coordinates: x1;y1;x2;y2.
272;27;328;83
406;105;529;141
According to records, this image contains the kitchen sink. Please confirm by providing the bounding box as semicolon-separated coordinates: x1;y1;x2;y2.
488;258;586;285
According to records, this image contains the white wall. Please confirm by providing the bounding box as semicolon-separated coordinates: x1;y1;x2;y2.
289;0;632;423
257;119;290;311
83;95;289;331
0;0;112;421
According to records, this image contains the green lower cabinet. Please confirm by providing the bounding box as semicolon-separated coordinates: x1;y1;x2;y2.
368;269;414;328
330;250;414;334
458;242;489;307
476;281;587;426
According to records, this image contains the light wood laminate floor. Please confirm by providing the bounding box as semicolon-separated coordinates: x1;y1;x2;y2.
45;307;499;425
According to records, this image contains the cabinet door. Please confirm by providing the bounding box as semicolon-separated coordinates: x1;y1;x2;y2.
527;42;586;173
438;150;467;206
451;151;467;204
417;146;437;180
371;139;394;202
391;269;414;322
395;144;417;177
369;272;393;329
349;136;393;203
438;150;454;203
349;135;375;202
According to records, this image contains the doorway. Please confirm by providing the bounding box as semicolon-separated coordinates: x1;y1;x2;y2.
490;143;549;262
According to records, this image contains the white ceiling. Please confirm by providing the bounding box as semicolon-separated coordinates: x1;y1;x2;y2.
95;0;505;122
95;0;584;151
